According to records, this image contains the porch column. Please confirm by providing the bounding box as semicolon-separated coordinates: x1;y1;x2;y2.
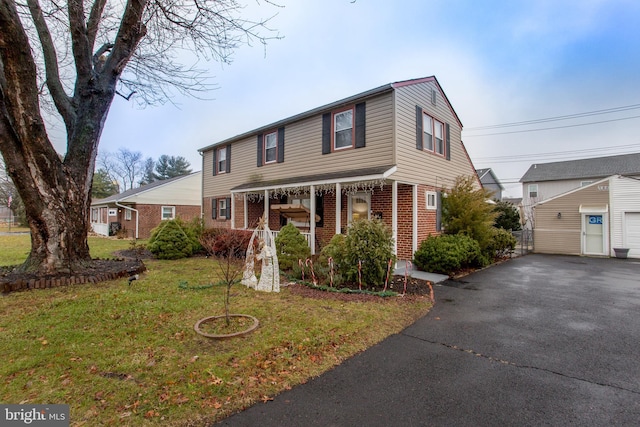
243;193;248;229
413;184;418;256
310;184;316;255
392;181;398;257
231;193;236;230
335;182;342;234
264;190;269;224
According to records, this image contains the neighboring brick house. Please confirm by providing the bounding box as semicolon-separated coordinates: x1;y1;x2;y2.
90;172;202;239
198;76;480;261
520;153;640;228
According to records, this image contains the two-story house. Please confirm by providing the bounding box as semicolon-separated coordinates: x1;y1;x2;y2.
476;168;504;200
198;76;479;261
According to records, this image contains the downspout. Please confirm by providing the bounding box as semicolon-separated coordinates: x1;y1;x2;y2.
115;201;139;239
198;151;204;221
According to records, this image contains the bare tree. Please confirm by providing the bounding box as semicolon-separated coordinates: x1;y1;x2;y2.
0;0;278;273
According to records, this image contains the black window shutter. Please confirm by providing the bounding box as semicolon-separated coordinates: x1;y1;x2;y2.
277;127;285;163
225;145;231;173
322;113;331;154
445;123;451;160
212;198;217;219
315;194;324;228
257;134;263;167
225;197;231;219
212;150;217;176
436;191;442;231
416;106;423;150
355;102;366;148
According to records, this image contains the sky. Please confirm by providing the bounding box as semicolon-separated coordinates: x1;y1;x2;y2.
88;0;640;197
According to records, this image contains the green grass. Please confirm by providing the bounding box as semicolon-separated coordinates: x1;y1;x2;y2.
0;235;432;426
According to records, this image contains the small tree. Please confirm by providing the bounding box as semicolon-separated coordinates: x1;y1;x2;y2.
200;229;247;325
442;176;498;254
275;223;311;271
494;200;522;231
343;219;396;287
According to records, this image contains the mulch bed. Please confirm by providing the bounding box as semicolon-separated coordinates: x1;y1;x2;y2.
1;258;146;294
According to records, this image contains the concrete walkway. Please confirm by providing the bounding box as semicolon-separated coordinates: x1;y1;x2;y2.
393;260;449;284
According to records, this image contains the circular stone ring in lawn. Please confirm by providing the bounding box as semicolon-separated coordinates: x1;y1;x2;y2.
194;314;259;339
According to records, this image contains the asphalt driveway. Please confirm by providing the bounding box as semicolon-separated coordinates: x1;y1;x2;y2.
216;254;640;426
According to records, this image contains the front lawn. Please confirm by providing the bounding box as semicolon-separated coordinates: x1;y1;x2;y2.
0;235;431;426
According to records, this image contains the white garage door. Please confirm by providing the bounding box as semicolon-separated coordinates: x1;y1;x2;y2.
624;212;640;258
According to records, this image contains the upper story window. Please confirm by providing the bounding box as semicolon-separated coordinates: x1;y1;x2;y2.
334;108;354;150
423;112;445;156
528;184;538;198
161;206;175;220
217;147;227;174
264;131;277;163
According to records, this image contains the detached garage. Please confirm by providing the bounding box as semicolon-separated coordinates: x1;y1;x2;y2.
533;175;640;259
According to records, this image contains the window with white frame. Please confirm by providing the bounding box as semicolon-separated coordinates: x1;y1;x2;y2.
334;108;354;150
264;131;277;163
217;147;227;174
423;113;445;156
528;184;538;198
218;198;228;219
161;206;175;220
426;191;438;210
91;208;98;222
124;209;132;221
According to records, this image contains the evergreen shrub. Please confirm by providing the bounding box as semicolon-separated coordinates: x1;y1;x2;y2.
342;219;396;287
148;219;199;259
275;223;311;270
413;234;483;276
487;228;517;258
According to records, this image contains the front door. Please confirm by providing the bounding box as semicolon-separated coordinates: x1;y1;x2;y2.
583;214;606;255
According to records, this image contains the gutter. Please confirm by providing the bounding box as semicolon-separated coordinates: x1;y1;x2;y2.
115;201;139;239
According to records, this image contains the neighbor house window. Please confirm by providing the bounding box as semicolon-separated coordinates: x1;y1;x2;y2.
334;108;354;150
528;184;538;198
218;199;228;219
264;131;277;163
426;191;438;210
108;208;117;216
91;208;98;222
581;181;593;187
423;113;445;156
161;206;175;220
217;147;227;174
124;209;132;221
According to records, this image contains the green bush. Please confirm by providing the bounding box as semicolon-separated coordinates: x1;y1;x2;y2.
148;219;200;259
275;223;311;271
487;228;517;259
413;234;484;276
342;219;396;288
319;233;347;270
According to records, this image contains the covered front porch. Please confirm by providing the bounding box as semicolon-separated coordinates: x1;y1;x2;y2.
227;166;438;260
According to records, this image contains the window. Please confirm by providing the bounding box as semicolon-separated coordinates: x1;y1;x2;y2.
218;199;228;219
426;191;438;210
334;109;354;150
264;131;277;163
217;147;227;174
423;113;445;156
124;209;132;221
528;184;538;198
161;206;175;220
349;192;370;222
91;208;98;222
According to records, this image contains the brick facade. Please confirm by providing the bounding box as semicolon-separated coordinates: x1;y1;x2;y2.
115;204;201;239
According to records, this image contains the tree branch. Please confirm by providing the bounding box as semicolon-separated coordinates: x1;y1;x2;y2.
86;0;108;49
67;0;94;89
103;0;148;80
25;0;75;130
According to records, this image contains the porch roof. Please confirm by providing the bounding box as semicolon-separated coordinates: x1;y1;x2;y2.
230;165;397;193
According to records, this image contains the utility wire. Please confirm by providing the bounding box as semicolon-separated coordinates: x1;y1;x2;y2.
473;143;640;162
465;103;640;131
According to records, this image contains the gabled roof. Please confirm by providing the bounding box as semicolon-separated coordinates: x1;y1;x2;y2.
475;168;504;190
92;172;201;204
198;76;462;152
520;153;640;183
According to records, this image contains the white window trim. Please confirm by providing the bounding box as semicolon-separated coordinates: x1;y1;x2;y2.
426;191;438;210
161;206;175;220
124;209;132;221
264;131;277;164
528;184;538;198
218;199;228;220
422;112;445;156
333;108;354;151
217;147;227;174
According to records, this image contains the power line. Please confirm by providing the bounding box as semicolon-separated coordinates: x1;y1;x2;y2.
473;143;640;162
465;103;640;131
463;114;640;137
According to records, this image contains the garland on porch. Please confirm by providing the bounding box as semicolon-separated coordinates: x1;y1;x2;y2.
240;179;387;202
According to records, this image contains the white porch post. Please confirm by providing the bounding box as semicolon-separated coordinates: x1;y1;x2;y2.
335;182;342;235
310;184;316;255
264;190;269;224
412;184;418;256
231;193;236;230
392;181;398;257
243;193;248;229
